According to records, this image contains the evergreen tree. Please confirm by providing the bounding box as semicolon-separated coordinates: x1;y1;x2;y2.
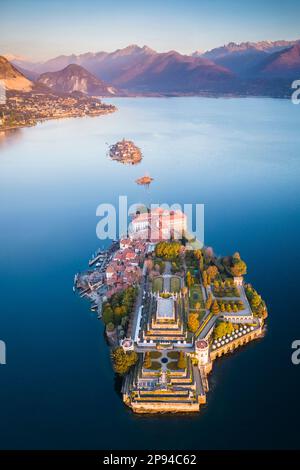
211;300;220;315
178;351;187;369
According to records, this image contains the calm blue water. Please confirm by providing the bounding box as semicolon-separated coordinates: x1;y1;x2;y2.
0;97;300;449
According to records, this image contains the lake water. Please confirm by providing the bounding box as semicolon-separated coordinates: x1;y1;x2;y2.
0;97;300;449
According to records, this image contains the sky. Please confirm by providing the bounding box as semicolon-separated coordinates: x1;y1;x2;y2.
1;0;300;61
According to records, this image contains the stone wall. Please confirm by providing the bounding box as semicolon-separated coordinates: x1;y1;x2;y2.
128;401;200;413
210;327;263;361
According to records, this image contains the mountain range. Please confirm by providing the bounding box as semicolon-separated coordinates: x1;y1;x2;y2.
3;39;300;97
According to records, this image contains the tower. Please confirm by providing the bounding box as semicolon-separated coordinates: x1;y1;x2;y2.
195;339;209;366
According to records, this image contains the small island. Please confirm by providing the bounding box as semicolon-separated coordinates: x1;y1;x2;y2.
75;209;267;413
109;139;142;164
135;175;154;186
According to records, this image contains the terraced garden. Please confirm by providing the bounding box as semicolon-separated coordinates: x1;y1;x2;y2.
189;284;205;309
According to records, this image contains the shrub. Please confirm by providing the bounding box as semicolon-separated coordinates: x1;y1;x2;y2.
106;322;115;332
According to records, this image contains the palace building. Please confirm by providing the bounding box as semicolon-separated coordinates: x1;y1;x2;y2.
129;208;187;241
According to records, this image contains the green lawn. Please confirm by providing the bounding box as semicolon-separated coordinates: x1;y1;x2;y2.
152;276;163;292
150;351;162;359
150;361;161;370
167;361;179;371
167;351;179;360
170;276;181;293
189;284;204;309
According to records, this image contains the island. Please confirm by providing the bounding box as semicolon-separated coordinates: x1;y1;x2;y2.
135;175;154;186
75;208;267;413
109;139;142;164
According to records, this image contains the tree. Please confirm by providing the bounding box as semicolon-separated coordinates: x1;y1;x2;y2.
106;322;115;332
206;265;219;280
102;306;114;325
205;293;213;310
112;347;138;375
214;321;234;340
155;241;181;260
178;351;187;369
230;253;247;277
210;300;220;315
188;313;200;333
202;270;208;287
181;286;188;296
143;352;151;369
251;293;262;309
186;271;194;289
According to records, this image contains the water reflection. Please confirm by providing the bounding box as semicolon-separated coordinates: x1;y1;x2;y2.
0;128;23;149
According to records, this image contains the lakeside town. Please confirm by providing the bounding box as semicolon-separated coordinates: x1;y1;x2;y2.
0;90;116;131
75;207;268;413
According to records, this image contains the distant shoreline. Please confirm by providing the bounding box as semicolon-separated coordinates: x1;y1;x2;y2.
0;107;116;132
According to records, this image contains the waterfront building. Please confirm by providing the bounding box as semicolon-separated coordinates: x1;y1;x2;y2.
129;208;187;241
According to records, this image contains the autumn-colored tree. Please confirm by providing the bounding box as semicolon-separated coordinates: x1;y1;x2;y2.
206;265;219;280
155;241;181;260
194;249;202;260
251;293;262;309
186;271;194;289
112;347;138;375
213;321;234;340
188;313;200;333
181;286;188;296
230;252;247;277
205;293;213;310
143;351;151;369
